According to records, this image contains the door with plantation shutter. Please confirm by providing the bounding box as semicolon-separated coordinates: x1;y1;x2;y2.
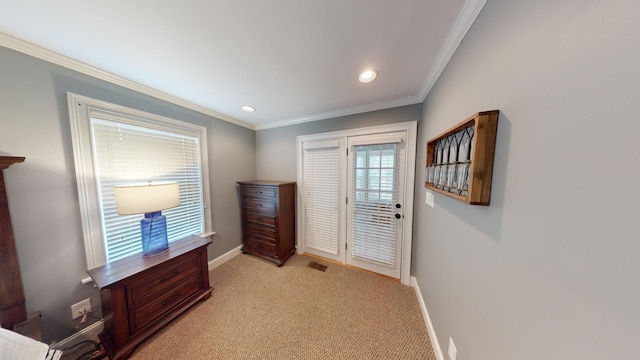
346;132;406;278
301;139;345;261
298;122;416;284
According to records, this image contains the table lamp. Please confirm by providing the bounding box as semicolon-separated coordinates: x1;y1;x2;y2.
114;182;180;256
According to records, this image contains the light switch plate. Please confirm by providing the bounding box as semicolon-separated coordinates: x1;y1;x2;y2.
425;191;434;208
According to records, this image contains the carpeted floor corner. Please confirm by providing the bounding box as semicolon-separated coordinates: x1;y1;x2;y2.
130;253;436;360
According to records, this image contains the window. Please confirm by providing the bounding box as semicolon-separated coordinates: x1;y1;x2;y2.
68;93;212;269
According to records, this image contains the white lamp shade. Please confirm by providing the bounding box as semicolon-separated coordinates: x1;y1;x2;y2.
114;182;180;215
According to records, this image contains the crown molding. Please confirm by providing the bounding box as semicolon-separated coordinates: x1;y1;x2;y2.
418;0;487;101
1;0;486;133
259;0;486;131
0;32;254;130
255;94;423;130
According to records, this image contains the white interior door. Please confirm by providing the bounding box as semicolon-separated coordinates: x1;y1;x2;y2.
346;132;406;278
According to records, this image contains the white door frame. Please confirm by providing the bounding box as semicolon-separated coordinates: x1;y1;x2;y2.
296;121;417;285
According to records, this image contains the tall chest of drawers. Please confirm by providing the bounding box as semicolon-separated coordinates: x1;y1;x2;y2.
238;180;296;266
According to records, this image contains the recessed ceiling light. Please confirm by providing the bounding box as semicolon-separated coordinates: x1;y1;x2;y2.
358;70;377;83
241;105;255;112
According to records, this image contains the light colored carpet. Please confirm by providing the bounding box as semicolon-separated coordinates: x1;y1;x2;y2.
130;253;435;360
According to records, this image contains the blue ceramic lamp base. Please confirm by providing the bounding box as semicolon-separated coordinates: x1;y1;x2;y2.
141;211;169;256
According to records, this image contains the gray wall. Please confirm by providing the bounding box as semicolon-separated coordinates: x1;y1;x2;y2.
4;0;637;355
256;104;422;180
0;46;255;343
413;0;640;359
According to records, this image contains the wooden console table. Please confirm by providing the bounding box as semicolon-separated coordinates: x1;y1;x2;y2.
88;235;212;360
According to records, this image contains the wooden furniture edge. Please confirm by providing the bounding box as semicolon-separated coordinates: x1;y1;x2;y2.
87;235;212;288
0;156;27;331
0;156;25;170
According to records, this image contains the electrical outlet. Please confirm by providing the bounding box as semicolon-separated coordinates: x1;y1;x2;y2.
448;337;457;360
70;298;92;320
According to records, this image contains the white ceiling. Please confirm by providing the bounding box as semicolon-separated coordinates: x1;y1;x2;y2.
0;0;485;129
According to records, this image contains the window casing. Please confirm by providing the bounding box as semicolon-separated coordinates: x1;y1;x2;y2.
68;93;212;269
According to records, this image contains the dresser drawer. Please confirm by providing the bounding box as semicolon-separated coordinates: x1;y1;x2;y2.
245;235;276;256
245;212;276;227
128;275;201;334
244;186;277;199
246;221;277;242
125;252;199;309
244;198;276;215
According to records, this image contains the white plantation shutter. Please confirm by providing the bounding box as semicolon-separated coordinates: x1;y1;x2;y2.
297;124;415;283
303;141;341;255
91;117;204;263
351;142;402;267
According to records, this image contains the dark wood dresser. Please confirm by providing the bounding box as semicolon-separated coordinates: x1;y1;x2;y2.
0;156;27;331
87;235;212;360
237;180;296;266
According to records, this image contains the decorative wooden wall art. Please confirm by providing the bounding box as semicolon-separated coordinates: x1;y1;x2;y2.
425;111;498;205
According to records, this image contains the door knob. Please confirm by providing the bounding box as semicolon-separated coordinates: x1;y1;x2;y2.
395;203;401;209
395;213;401;219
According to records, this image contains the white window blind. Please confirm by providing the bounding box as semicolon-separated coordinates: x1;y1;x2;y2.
91;118;204;263
303;142;341;255
68;92;211;269
351;143;400;266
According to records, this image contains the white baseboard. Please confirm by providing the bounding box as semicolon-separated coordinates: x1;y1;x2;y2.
411;276;444;360
52;319;104;350
208;244;243;271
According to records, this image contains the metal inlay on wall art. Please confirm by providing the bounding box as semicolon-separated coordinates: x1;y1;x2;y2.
426;126;474;196
424;110;498;206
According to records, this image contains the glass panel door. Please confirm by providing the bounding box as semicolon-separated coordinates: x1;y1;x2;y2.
347;132;406;278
